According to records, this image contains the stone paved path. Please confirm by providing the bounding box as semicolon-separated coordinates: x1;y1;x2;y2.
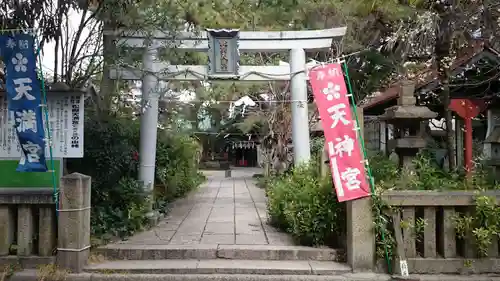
119;168;295;246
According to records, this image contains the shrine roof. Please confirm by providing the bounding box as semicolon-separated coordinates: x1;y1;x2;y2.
361;41;500;113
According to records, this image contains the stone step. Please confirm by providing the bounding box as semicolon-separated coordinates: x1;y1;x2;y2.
95;244;344;261
84;259;352;275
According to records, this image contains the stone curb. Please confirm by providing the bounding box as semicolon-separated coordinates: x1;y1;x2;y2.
84;259;352;275
96;244;344;261
10;271;500;281
8;270;390;281
85;273;391;281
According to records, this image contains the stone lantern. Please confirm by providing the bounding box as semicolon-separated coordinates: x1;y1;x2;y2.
380;81;438;169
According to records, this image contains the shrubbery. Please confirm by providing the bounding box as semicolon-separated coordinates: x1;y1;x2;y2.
155;133;205;213
67;111;204;242
372;149;499;191
264;137;344;247
368;150;500;262
266;163;344;247
265;142;500;260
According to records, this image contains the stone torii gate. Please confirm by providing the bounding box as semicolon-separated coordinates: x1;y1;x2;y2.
105;27;346;217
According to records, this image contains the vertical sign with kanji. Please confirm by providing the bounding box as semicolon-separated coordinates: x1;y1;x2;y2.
309;63;370;202
0;33;47;172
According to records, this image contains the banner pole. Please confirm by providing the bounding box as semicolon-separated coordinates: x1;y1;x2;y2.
36;40;59;215
341;61;392;274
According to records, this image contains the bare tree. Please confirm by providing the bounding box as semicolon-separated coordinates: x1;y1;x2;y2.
51;6;103;88
433;0;456;170
236;81;319;175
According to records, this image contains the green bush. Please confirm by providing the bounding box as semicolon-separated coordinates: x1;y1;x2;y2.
310;136;325;157
90;178;149;239
67;111;204;241
366;151;398;183
370;150;499;191
266;163;344;247
155;133;205;211
67;113;144;240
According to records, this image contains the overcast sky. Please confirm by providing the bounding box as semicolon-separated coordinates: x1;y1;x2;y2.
40;8;91;78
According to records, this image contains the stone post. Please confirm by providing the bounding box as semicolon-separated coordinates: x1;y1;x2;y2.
17;205;34;256
0;206;14;255
38;206;56;256
346;107;375;272
56;173;91;273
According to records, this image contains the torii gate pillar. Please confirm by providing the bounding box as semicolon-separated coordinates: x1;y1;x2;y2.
290;48;311;165
140;46;161;220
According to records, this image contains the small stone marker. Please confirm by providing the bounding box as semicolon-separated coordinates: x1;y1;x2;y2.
56;173;91;273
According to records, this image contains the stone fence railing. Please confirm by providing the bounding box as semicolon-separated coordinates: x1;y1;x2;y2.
380;191;500;274
346;191;500;275
0;173;91;273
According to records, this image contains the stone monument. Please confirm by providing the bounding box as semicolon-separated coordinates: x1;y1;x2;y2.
380;81;437;169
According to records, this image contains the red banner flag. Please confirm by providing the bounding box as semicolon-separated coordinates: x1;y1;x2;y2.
308;63;370;202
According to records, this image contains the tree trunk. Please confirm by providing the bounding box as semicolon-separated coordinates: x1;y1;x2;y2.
99;21;118;113
434;0;456;171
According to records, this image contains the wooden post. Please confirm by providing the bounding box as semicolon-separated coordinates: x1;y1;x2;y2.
449;99;487;176
57;173;91;273
391;211;407;276
464;116;473;175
